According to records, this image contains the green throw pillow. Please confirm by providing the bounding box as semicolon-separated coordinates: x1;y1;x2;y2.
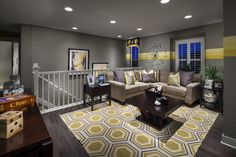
167;72;180;86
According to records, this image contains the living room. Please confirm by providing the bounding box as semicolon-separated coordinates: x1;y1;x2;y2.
0;0;236;157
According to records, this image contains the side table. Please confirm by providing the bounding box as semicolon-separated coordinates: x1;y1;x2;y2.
84;84;111;111
200;84;223;114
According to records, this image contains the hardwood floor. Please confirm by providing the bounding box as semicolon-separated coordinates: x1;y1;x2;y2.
195;115;236;157
42;104;236;157
42;105;89;157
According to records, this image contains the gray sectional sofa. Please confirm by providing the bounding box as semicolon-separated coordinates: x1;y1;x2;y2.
106;70;201;106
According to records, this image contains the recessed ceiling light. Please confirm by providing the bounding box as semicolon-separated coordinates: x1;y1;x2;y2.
184;15;192;19
117;35;122;38
137;28;143;31
72;27;78;30
65;7;73;12
110;20;116;24
160;0;170;4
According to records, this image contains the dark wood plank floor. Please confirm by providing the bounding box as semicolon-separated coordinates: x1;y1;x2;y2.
195;115;236;157
42;105;89;157
42;105;236;157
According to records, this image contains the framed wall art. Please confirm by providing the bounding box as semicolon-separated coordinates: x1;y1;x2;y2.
68;48;89;71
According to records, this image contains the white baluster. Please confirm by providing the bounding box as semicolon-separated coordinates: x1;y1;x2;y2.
63;73;65;106
42;74;44;110
58;73;60;106
47;74;50;109
53;73;55;107
72;72;74;104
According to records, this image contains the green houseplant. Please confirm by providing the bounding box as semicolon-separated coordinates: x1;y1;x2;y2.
205;65;219;80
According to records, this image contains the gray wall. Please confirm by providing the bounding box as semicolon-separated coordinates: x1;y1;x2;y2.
21;25;126;89
135;23;223;72
0;41;12;86
222;0;236;148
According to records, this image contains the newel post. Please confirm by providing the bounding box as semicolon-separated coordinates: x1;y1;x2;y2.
33;63;40;104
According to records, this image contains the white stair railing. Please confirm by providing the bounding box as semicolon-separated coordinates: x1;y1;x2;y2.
33;64;142;113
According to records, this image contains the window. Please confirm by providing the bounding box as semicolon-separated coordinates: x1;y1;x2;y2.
175;38;205;73
131;46;139;67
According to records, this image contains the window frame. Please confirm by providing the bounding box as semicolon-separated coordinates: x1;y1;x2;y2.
175;37;205;72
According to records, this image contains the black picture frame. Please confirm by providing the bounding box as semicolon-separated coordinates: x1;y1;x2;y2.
68;48;90;71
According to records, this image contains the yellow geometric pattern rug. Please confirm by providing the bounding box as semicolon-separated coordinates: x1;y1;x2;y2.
60;101;218;157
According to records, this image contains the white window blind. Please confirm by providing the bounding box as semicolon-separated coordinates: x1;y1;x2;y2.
175;38;205;73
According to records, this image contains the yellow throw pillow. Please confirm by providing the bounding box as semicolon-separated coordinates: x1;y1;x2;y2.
124;71;135;85
154;70;160;82
134;70;143;82
167;72;180;86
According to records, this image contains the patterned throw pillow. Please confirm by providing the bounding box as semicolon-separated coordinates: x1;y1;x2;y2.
124;71;135;85
142;69;159;82
113;69;125;83
142;73;156;83
167;72;180;86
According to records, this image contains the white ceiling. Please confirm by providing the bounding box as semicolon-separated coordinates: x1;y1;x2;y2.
0;0;223;39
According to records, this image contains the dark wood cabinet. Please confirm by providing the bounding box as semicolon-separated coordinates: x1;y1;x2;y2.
0;105;53;157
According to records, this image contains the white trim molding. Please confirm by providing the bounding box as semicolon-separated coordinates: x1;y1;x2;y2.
221;134;236;149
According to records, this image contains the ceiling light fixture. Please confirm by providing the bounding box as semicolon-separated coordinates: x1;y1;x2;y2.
137;28;143;31
160;0;170;4
65;7;73;12
72;27;78;30
110;20;116;24
117;35;122;38
184;15;192;19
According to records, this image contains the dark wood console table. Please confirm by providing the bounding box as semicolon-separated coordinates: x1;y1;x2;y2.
84;84;111;111
0;105;53;157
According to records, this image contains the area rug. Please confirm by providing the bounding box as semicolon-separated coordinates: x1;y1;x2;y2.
60;101;218;157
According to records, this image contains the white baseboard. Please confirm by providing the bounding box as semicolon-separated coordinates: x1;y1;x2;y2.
221;134;236;149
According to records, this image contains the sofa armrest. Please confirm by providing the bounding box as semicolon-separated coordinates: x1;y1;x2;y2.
185;82;201;105
108;80;126;103
108;80;125;87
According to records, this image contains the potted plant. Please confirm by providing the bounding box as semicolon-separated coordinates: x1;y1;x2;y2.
201;65;223;89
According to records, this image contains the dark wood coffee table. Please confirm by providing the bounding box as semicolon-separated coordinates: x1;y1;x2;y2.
126;93;182;129
84;83;111;111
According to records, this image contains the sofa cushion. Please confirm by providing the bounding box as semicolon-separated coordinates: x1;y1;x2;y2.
180;71;194;86
155;70;160;82
114;69;125;83
192;74;201;82
125;84;140;94
105;71;114;81
160;71;171;83
168;72;180;86
134;70;143;82
166;85;186;97
124;71;135;85
150;82;168;92
135;82;150;91
142;73;156;83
